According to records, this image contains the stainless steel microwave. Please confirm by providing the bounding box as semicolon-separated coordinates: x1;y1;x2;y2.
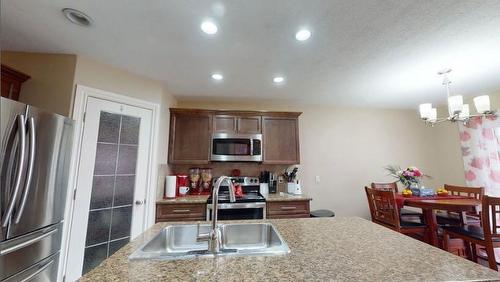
211;133;262;162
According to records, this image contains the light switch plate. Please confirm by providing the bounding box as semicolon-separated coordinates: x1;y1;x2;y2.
315;176;320;183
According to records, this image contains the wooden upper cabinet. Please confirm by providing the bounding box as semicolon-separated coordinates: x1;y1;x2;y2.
168;110;212;164
262;116;300;164
213;114;262;134
168;108;300;165
213;115;237;133
1;64;30;101
237;116;261;134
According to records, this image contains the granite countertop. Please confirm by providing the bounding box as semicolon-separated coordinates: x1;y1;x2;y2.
264;192;312;201
156;195;209;204
80;217;500;281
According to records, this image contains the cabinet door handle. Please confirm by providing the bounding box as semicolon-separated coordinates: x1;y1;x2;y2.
172;209;191;213
280;206;297;210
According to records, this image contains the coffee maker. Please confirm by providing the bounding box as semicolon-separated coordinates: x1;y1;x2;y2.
260;171;277;193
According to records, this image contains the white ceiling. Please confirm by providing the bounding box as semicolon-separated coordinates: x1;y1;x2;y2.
2;0;500;108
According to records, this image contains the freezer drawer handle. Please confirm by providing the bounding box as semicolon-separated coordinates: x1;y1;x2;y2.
0;228;58;256
2;114;27;227
19;258;54;282
14;117;36;224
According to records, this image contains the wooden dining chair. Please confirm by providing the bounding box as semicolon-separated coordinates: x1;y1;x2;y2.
437;184;484;226
365;187;428;242
443;195;500;271
371;182;423;221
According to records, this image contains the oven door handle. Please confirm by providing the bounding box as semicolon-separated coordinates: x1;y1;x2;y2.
208;202;266;209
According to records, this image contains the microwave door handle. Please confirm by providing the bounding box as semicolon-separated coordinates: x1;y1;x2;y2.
2;114;27;227
13;117;36;224
250;140;253;156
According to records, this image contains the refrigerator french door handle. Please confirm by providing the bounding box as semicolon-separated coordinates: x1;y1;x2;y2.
1;114;27;227
14;117;36;224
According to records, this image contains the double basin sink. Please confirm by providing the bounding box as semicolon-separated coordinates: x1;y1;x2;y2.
129;223;290;260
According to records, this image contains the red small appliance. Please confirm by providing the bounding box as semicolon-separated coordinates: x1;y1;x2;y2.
176;174;189;197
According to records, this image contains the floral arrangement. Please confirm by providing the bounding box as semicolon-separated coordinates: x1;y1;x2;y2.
385;165;430;188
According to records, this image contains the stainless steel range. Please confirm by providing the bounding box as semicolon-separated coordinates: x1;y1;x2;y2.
206;177;266;220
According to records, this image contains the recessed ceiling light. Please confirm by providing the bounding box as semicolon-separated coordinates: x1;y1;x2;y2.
295;29;311;41
273;76;285;84
211;73;223;81
62;8;92;26
201;21;218;35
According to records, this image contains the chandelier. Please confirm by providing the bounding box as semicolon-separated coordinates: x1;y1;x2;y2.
418;69;496;125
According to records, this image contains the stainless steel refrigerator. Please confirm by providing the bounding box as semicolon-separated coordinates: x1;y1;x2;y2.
0;97;74;281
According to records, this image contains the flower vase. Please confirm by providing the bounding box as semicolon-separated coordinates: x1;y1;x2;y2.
408;183;421;196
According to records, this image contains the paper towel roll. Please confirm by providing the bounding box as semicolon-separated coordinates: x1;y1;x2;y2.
165;175;177;198
259;183;269;195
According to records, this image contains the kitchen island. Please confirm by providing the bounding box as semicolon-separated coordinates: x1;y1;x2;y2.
80;217;500;281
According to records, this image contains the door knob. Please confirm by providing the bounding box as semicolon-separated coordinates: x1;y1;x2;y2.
135;200;144;205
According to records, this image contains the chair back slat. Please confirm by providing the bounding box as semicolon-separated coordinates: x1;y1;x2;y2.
365;186;400;229
444;184;484;200
371;182;398;193
481;195;500;240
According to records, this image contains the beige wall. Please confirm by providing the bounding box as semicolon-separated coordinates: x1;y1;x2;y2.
178;100;444;218
1;51;76;116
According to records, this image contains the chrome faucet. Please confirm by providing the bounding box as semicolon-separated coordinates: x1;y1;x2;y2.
197;176;236;253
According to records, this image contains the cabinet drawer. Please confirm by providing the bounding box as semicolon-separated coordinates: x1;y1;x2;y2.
267;201;310;216
156;203;206;222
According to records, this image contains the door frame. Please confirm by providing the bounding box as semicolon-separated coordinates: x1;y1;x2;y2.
60;85;160;280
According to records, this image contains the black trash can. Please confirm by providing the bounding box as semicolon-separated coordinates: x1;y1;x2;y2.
310;209;335;218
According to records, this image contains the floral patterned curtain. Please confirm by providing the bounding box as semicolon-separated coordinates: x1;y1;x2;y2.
459;116;500;196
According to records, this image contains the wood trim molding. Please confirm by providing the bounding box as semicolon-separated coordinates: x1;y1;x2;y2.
1;64;31;82
169;107;302;118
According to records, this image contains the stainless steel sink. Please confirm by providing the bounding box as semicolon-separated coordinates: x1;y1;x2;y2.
129;223;290;260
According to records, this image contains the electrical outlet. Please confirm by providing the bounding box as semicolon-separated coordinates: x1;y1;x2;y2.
315;176;320;183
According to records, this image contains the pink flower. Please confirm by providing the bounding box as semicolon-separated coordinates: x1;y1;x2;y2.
490;170;500;183
465;170;476;181
482;129;494;140
470;157;484;169
459;131;471;141
414;170;423;177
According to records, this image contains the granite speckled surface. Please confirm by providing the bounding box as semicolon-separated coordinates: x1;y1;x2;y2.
264;192;312;202
156;195;209;204
80;217;500;281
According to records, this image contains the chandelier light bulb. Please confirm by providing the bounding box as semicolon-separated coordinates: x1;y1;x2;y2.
448;95;464;116
419;103;432;119
473;95;491;114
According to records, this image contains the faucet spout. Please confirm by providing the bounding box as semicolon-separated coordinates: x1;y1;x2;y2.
201;176;236;254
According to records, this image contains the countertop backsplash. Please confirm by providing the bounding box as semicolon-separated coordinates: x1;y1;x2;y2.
157;163;291;200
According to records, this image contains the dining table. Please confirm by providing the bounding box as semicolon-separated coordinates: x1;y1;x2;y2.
395;194;481;247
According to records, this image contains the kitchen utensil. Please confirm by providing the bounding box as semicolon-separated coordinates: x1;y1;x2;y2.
189;168;200;194
176;174;189;197
234;184;244;198
293;180;302;195
200;168;212;194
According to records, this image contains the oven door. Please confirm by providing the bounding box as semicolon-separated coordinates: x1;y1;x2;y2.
207;203;266;220
211;133;262;162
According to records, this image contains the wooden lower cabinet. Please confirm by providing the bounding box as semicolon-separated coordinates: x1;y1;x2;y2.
156;203;207;222
266;200;310;219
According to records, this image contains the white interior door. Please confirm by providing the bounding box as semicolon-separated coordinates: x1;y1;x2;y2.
66;96;152;280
